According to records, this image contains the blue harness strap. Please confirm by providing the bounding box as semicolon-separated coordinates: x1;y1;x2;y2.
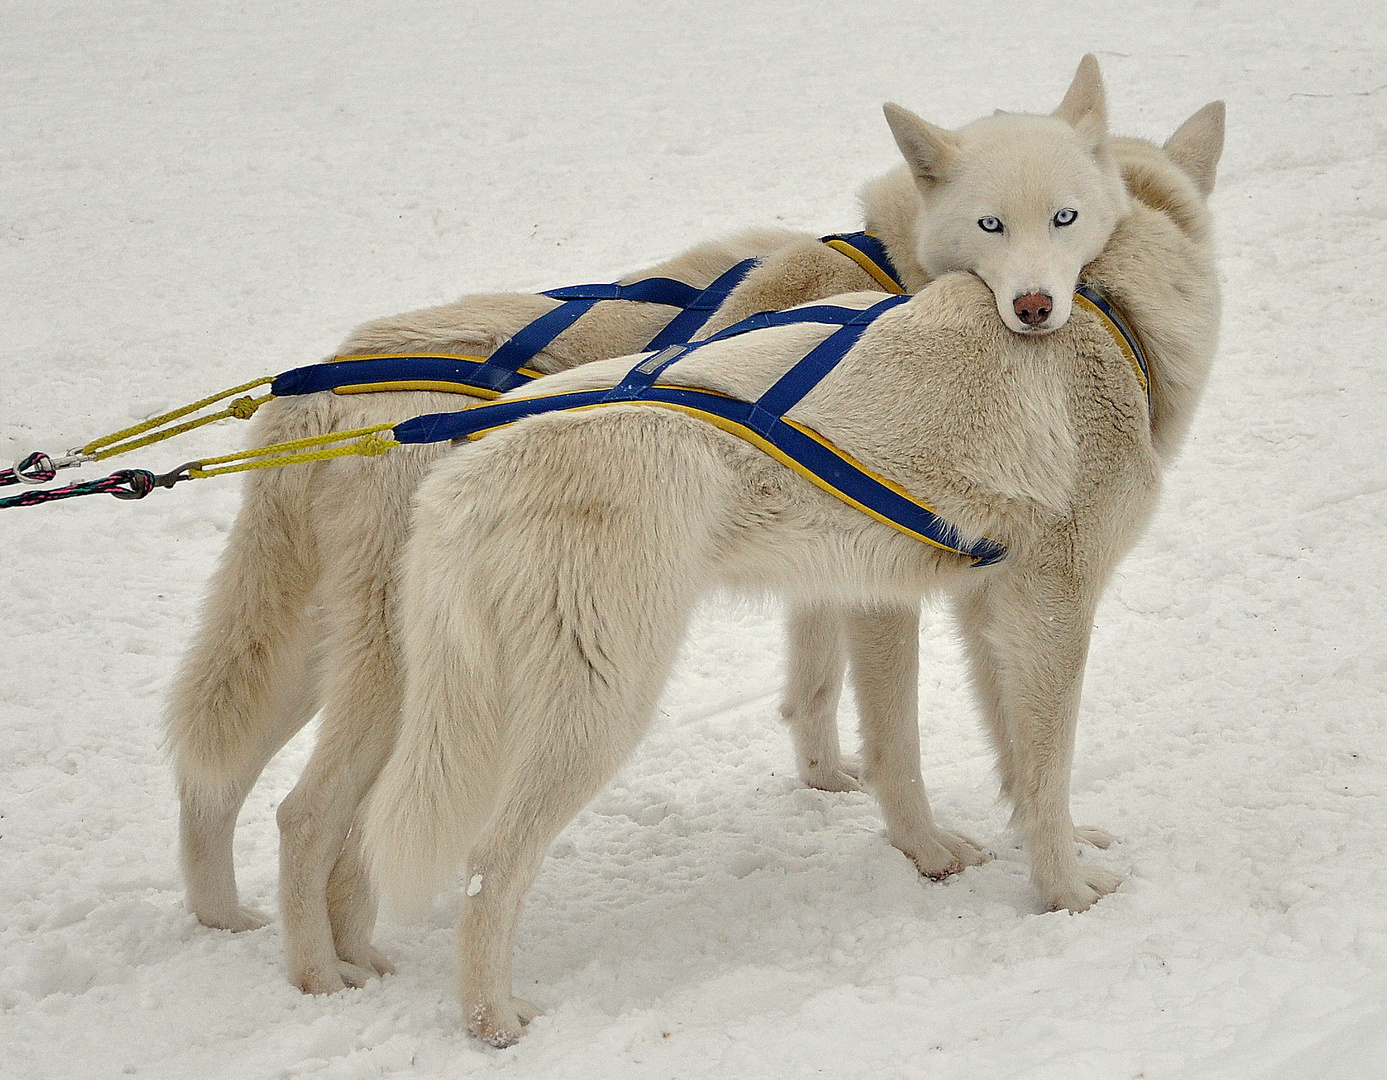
473;258;757;389
820;232;907;294
391;295;1007;566
643;259;766;350
270;353;536;399
389;297;908;442
270;234;905;402
1073;283;1150;409
271;258;760;401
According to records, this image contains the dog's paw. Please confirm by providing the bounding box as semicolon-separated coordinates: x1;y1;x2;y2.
1043;866;1122;913
801;755;861;793
292;964;343;1003
1074;825;1118;849
901;827;990;880
337;943;394;978
294;963;347;995
336;959;389;990
293;956;384;995
468;997;540;1048
197;905;270;933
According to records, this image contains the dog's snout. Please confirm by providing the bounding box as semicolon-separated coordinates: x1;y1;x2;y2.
1013;292;1053;326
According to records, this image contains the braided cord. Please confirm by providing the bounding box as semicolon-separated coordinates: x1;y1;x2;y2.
0;452;59;487
184;423;401;478
80;377;275;459
0;470;155;509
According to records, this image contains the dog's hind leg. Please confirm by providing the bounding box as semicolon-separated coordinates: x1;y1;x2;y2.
454;624;687;1047
323;823;392;979
780;603;859;792
845;603;988;878
278;686;400;993
167;454;322;932
456;719;652;1047
276;447;437;994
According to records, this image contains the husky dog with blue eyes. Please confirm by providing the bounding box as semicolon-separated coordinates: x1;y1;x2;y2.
882;55;1131;335
361;54;1224;1046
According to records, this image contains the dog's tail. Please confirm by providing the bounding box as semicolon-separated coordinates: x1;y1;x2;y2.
360;642;509;916
359;699;502;917
358;526;507;917
165;439;322;808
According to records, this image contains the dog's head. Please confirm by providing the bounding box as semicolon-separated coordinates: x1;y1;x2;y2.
884;55;1131;335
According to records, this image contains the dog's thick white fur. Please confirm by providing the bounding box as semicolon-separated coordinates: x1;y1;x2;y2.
165;195;935;989
361;78;1225;1044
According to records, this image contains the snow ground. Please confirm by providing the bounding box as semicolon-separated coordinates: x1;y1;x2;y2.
2;1;1385;1077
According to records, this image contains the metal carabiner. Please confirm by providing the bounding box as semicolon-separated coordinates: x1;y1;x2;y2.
152;461;202;489
8;449;93;484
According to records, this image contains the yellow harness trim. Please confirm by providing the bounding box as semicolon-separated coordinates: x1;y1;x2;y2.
822;239;908;294
325;352;544;399
1072;291;1149;400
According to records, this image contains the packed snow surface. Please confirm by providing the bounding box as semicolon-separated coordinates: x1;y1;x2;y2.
2;2;1385;1077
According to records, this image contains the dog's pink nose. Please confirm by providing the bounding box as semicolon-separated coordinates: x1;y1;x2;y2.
1013;292;1053;326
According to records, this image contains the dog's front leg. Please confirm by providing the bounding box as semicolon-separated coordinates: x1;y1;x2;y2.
960;560;1119;912
845;603;988;879
955;585;1116;853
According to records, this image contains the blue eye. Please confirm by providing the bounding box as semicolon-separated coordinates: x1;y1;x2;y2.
978;216;1003;233
1053;208;1078;227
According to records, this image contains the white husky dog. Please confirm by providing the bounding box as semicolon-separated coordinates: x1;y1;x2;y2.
166;164;937;990
362;66;1224;1044
163;226;892;991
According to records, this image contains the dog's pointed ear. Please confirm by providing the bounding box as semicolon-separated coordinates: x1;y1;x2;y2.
883;102;959;188
1163;100;1225;196
1052;54;1108;151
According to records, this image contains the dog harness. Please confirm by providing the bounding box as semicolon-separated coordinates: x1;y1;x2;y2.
1073;283;1150;408
1;233;906;507
362;280;1149;568
271;233;905;402
382;295;1009;566
5;243;1144;563
264;265;1147;568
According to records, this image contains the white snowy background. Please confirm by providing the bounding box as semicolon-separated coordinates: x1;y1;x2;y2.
2;1;1385;1077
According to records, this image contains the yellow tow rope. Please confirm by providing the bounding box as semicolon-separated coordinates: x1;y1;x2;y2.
183;423;401;477
79;376;277;460
66;372;413;478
